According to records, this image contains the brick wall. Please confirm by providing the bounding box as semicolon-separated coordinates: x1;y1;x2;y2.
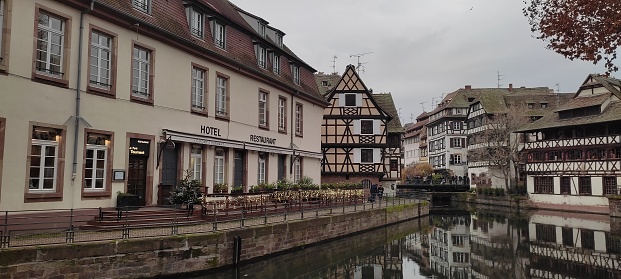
0;203;429;279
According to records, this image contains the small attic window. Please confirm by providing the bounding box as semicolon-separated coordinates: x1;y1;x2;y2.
528;103;535;109
275;33;283;48
258;22;266;37
187;7;204;39
467;98;475;102
540;103;548;109
321;81;328;87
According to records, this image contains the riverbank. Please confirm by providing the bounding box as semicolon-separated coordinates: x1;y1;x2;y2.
452;193;610;215
0;201;429;279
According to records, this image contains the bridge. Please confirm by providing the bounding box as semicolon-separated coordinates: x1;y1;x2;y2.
396;180;471;204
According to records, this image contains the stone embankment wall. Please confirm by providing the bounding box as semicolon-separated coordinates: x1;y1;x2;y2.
452;193;533;209
0;202;429;279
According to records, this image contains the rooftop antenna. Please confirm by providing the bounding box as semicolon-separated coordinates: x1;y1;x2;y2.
398;108;402;121
419;101;427;112
331;55;338;74
410;113;414;123
431;97;437;108
555;83;560;93
497;71;504;88
350;52;373;73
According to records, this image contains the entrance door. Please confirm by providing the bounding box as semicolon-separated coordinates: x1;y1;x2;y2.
278;154;286;181
161;145;179;186
127;156;147;206
233;150;245;187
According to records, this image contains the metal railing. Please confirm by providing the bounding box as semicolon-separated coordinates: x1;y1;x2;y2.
0;192;424;248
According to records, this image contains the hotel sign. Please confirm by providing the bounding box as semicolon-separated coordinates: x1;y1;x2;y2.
200;125;222;137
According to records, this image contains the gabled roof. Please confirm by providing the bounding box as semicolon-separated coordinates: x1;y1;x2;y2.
517;101;621;132
314;72;341;95
555;93;611;112
373;93;404;134
576;74;621;98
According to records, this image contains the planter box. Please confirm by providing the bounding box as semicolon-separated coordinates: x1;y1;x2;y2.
116;195;141;210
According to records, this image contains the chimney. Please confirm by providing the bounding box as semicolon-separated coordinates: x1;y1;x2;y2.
465;85;471;90
508;83;513;92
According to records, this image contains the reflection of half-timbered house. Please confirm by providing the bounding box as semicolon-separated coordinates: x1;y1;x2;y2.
319;65;403;187
518;74;621;211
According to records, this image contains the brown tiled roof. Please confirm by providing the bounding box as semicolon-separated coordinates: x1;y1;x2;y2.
578;74;621;99
517;100;621;132
555;93;611;112
373;93;404;134
314;72;342;95
87;0;325;104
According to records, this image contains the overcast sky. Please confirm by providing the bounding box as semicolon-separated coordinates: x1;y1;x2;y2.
234;0;605;124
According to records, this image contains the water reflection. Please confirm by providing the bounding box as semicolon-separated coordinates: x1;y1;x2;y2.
184;206;621;279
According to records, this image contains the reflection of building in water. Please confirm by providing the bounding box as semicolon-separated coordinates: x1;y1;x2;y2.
352;238;404;279
403;231;432;277
470;212;529;279
429;214;472;278
529;212;621;279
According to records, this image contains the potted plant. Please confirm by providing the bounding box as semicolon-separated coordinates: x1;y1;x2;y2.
168;171;202;206
213;183;228;193
116;191;141;210
231;185;244;194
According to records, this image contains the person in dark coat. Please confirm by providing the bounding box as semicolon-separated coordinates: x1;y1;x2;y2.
378;185;384;200
369;184;378;202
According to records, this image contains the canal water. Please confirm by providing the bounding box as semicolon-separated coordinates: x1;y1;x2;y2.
180;203;621;279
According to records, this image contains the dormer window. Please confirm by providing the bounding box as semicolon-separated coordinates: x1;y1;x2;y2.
187;8;204;39
212;21;226;49
527;103;534;109
132;0;151;14
271;54;280;75
291;64;300;85
256;45;266;68
275;33;283;48
541;103;548;109
258;22;266;38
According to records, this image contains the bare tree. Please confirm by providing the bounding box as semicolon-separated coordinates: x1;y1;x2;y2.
468;104;531;189
402;162;433;182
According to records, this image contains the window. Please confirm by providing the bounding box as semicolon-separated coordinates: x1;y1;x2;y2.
536;224;556;242
258;153;266;184
586;149;605;160
188;8;203;38
216;75;228;117
191;66;206;112
453;252;469;263
579;177;591;195
272;54;280;74
291;64;300;85
534;177;553;194
295;103;303;136
541;103;548;109
361;120;373;135
561;176;571;194
566;150;582;160
527;103;534;109
451;138;462;148
29;127;60;191
258;91;268;128
213;21;225;49
293;157;301;183
258;22;265;37
275;33;283;47
606;233;621;254
132;0;151;14
131;45;152;101
452;235;465;247
345;94;356;106
278;97;287;132
84;134;108;191
361;149;373;163
390;159;398;171
214;148;225;184
88;28;115;94
562;227;574;246
452;154;462;164
190;146;203;183
36;11;66;78
604;176;617;195
321;80;328;87
453;122;460;130
548;151;561;161
257;46;266;68
581;229;595;250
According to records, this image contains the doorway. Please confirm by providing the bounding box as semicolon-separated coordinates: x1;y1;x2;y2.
127;156;147;206
233;150;245;187
278;154;286;181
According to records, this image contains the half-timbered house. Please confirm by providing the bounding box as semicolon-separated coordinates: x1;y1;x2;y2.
403;112;429;167
517;74;621;211
319;65;403;187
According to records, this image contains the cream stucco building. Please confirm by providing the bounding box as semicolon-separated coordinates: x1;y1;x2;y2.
0;0;328;210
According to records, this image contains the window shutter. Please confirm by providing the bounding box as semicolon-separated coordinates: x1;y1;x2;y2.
448;121;453;130
373;120;380;135
356;94;362;107
461;138;465;147
353;120;361;134
353;149;360;163
450;154;454;164
450;138;454;148
339;94;344;107
373;149;381;163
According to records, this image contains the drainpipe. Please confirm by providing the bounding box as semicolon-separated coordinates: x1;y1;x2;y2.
72;0;96;180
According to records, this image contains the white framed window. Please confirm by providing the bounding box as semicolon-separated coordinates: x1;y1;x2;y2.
257;46;266;68
453;154;462;164
452;138;462;148
275;33;283;48
453;121;460;130
214;149;225;184
291;64;300;85
191;67;205;111
90;31;112;88
1;0;6;58
29;129;60;191
272;54;280;74
295;103;303;136
132;46;150;99
258;153;266;184
132;0;151;14
213;21;225;49
360;148;374;163
188;8;203;38
453;252;469;263
36;11;65;77
293;157;301;183
258;91;267;127
344;93;356;107
258;22;265;37
278;97;286;132
85;143;106;190
191;146;203;182
216;76;228;116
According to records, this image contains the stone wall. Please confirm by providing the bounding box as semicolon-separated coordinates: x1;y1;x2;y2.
609;197;621;218
0;202;429;279
452;193;533;209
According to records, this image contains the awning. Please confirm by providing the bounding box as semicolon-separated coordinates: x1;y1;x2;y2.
163;129;245;149
244;142;291;155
